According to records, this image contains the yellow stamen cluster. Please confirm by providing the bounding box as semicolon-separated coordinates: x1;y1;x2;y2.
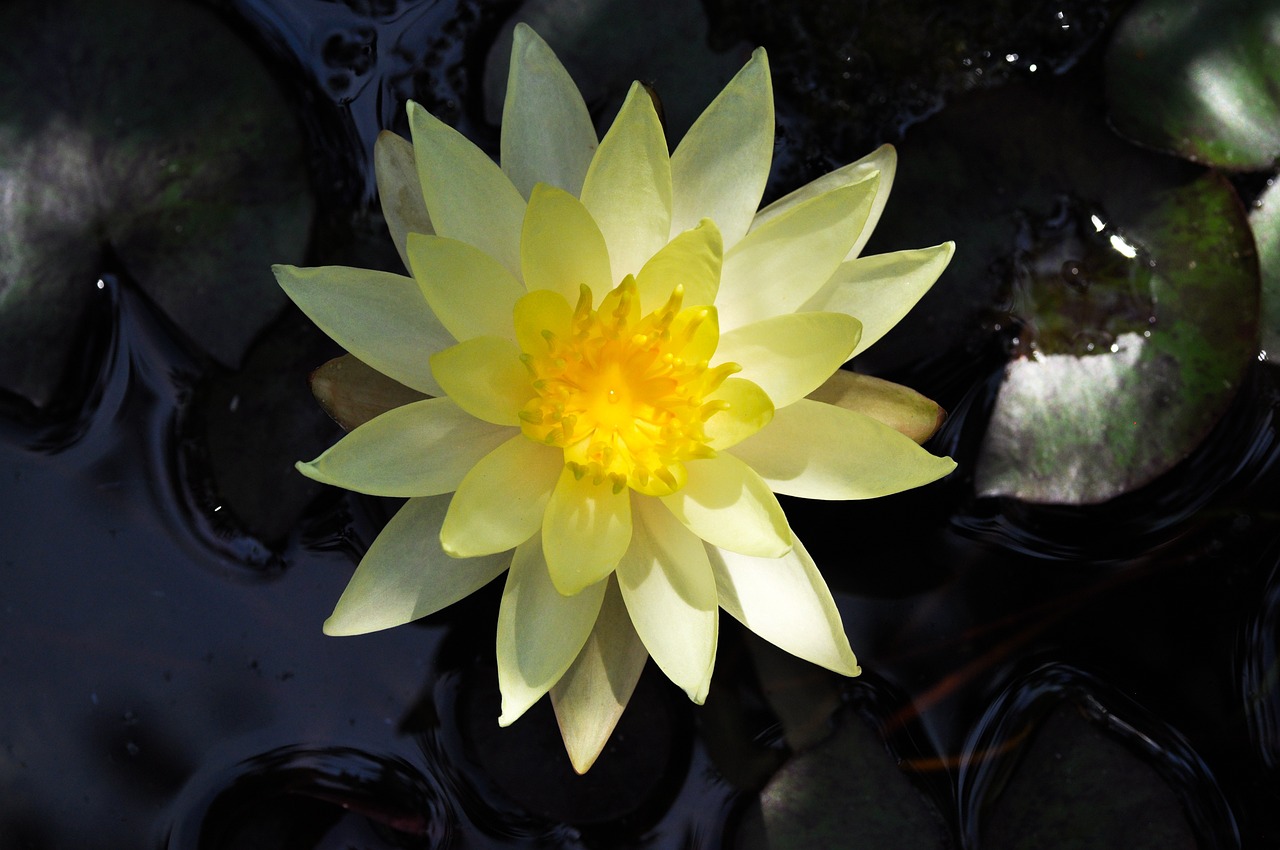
518;278;738;496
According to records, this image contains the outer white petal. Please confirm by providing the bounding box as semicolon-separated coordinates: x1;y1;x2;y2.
616;497;717;703
408;101;526;278
579;82;673;283
729;399;956;499
801;242;955;358
273;264;449;396
661;453;791;558
501;23;598;199
297;398;516;497
551;578;648;774
324;495;510;636
669;47;773;248
708;536;860;676
439;435;563;557
497;536;607;725
751;144;897;261
375;130;432;272
718;180;876;331
717;312;862;408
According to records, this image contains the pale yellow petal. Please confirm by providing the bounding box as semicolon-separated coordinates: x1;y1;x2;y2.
717;312;862;408
501;23;598;199
616;497;717;703
407;233;524;343
702;377;774;449
324;495;510;636
729;399;956;499
579;82;673;283
670;47;773;248
512;288;573;356
801;242;954;358
375;130;432;272
708;536;860;676
273;264;448;396
407;100;526;277
661;453;790;558
543;466;633;595
752;144;896;261
635;219;722;314
521;183;613;303
497;537;606;725
430;337;531;426
551;577;648;773
807;370;946;445
718;179;877;331
440;435;562;557
297;397;515;497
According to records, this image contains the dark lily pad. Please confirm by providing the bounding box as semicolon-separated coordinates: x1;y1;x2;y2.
1106;0;1280;171
0;0;312;409
863;78;1259;504
981;705;1197;849
961;667;1235;849
736;706;950;850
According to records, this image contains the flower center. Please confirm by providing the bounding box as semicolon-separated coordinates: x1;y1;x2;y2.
517;277;738;496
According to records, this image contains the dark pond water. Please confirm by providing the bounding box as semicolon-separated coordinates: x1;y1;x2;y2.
3;0;1280;847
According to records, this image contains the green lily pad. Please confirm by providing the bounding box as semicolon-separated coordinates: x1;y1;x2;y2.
864;80;1259;504
1106;0;1280;171
0;0;312;409
1248;177;1280;360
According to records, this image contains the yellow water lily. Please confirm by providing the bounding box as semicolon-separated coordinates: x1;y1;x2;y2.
274;24;956;772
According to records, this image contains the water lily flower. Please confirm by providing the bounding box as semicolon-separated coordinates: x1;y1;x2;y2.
274;24;956;773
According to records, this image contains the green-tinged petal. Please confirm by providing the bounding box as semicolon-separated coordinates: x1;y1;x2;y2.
635;219;722;313
580;82;673;283
298;397;516;496
661;453;791;557
807;369;946;445
324;495;510;636
801;242;955;358
308;354;429;433
408;233;524;342
407;100;526;277
752;144;896;262
543;466;633;595
729;399;956;499
703;377;774;449
497;536;607;725
430;336;531;426
521;183;613;303
719;180;877;331
670;47;773;248
375;130;432;273
551;577;648;774
616;497;717;703
718;312;862;408
708;536;860;676
273;264;449;396
501;24;598;200
440;435;562;556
